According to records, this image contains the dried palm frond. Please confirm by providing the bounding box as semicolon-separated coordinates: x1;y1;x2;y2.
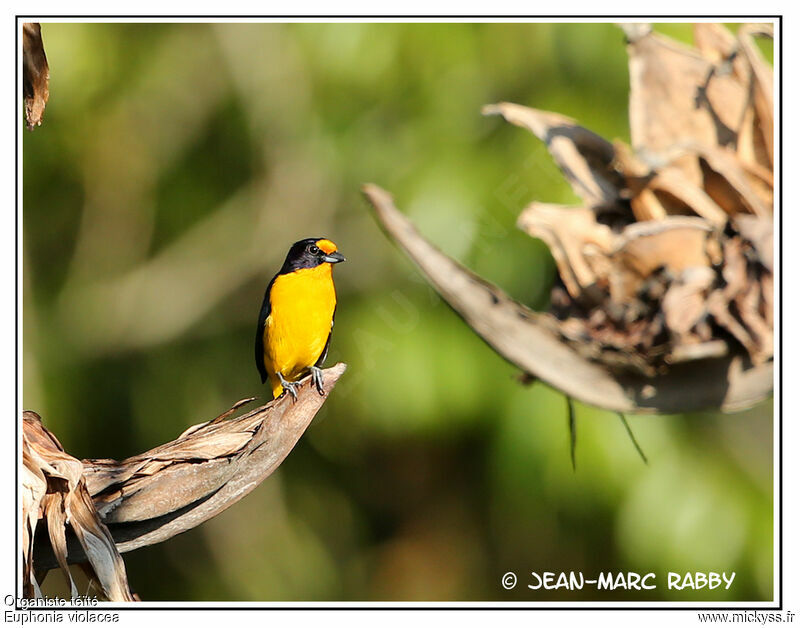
25;363;346;594
364;23;773;414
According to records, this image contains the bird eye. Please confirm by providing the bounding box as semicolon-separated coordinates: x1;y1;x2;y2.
309;244;320;255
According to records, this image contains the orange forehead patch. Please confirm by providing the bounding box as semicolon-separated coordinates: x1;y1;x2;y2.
316;239;337;254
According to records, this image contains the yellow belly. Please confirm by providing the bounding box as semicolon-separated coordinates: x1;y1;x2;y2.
263;264;336;397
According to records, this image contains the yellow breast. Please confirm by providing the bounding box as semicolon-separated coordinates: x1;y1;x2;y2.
263;263;336;385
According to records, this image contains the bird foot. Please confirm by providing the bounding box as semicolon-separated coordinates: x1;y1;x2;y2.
311;366;325;396
277;372;299;401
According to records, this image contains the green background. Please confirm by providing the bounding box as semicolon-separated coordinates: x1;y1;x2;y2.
23;22;773;602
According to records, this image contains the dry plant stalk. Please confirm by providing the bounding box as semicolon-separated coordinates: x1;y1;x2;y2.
22;23;49;130
25;363;346;596
364;23;773;414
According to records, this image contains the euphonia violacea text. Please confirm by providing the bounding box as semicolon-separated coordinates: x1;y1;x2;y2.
255;238;345;400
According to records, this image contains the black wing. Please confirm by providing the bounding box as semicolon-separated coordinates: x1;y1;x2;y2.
314;306;336;367
254;275;277;384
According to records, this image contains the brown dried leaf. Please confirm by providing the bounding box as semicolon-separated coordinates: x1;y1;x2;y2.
614;141;746;226
669;340;729;363
707;289;757;358
21;439;47;599
517;202;613;298
145;431;254;461
22;412;136;601
630;187;668;222
738;24;774;167
698;148;772;217
662;266;716;338
611;217;714;283
483;102;623;208
648;166;728;225
43;493;79;598
694;23;775;173
735;214;773;272
22;23;49;130
721;235;749;295
67;488;136;602
612;141;667;221
694;23;739;64
738;280;772;363
626;26;748;184
694;229;772;365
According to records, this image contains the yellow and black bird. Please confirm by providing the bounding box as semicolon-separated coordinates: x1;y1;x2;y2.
255;238;345;400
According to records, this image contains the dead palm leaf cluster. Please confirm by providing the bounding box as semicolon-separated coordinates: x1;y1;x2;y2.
487;23;774;377
365;22;773;413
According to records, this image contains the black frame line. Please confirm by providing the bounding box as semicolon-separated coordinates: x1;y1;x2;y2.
14;13;783;612
14;16;19;603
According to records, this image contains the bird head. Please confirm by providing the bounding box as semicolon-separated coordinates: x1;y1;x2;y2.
280;237;346;272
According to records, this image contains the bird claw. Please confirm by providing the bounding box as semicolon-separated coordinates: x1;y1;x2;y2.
311;366;325;396
281;382;299;401
277;373;299;402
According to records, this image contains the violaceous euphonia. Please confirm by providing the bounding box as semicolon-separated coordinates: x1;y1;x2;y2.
255;238;345;400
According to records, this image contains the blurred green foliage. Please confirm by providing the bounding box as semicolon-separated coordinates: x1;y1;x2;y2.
24;22;773;602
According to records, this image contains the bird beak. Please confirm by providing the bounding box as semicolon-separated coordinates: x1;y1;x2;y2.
323;251;346;264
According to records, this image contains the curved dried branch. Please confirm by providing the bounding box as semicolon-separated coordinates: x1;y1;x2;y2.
31;363;346;572
362;184;771;415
